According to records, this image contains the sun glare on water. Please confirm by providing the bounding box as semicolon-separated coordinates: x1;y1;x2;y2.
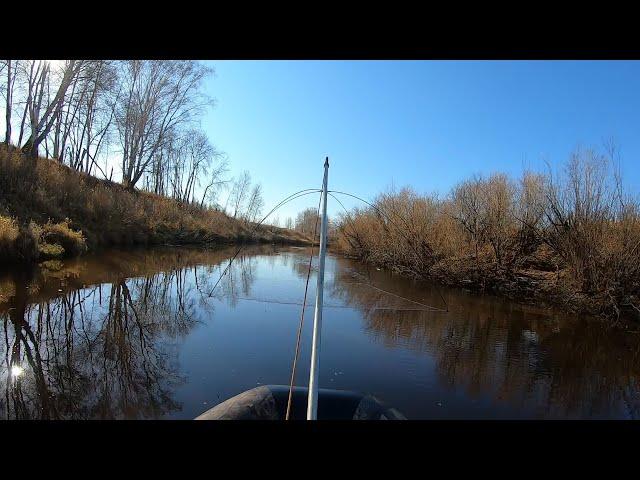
11;365;24;378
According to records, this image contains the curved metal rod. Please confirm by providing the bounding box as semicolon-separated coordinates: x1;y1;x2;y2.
328;190;426;244
205;188;322;297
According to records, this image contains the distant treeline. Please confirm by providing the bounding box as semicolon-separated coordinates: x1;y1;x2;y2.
335;147;640;321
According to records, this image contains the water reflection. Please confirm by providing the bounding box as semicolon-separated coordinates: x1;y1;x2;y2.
0;246;262;419
0;245;639;419
329;257;640;419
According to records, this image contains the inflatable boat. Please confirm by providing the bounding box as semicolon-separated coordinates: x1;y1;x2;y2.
196;385;406;420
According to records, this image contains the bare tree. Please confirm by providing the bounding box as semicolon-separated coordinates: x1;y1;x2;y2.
1;60;19;144
540;148;620;292
512;171;546;258
245;183;264;222
481;174;515;268
145;128;228;205
16;60;44;148
54;60;119;174
295;207;320;236
285;217;293;230
180;130;216;203
228;170;251;219
200;153;230;209
114;60;212;189
452;175;487;264
20;60;85;158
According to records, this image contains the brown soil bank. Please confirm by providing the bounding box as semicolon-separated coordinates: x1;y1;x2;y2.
334;148;640;323
0;145;309;264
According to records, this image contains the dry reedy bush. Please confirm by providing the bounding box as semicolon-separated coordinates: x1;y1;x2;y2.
336;148;640;319
0;216;20;258
539;149;640;314
0;214;86;262
338;188;467;276
40;219;87;257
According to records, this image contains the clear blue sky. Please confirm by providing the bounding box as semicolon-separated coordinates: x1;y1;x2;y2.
202;60;640;223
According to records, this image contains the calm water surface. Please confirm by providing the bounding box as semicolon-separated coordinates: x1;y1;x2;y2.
1;245;639;419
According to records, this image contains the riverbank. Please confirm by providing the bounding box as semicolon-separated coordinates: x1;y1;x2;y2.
0;145;309;264
336;232;640;324
335;245;605;319
334;151;640;323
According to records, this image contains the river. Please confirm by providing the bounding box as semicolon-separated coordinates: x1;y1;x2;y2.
1;245;639;419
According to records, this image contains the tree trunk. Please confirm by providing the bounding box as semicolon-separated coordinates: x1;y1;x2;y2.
4;60;12;144
22;61;78;158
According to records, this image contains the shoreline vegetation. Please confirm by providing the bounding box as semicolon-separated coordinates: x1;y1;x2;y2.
0;145;309;264
334;147;640;323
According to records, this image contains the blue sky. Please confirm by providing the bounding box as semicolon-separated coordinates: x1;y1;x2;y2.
201;60;640;223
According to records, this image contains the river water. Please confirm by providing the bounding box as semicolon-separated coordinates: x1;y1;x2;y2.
1;245;639;419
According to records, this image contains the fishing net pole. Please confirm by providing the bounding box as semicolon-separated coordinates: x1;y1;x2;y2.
285;189;322;420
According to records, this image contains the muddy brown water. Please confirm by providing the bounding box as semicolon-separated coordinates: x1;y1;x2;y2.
1;245;639;419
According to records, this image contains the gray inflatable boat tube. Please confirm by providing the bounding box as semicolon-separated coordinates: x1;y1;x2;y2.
196;385;406;420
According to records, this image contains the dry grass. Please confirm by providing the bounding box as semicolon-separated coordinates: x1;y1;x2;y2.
0;216;20;259
335;149;640;321
0;215;87;262
0;145;308;264
37;219;87;259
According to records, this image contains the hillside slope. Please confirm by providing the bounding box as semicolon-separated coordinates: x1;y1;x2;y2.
0;145;309;263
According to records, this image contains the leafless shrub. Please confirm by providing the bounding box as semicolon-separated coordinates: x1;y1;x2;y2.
336;147;640;319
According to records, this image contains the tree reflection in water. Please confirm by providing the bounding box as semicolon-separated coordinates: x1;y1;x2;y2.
1;246;639;419
0;247;259;419
329;257;640;419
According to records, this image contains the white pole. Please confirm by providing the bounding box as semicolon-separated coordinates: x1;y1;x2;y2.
307;157;329;420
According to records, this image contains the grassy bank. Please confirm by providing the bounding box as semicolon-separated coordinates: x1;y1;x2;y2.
335;149;640;322
0;145;309;264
